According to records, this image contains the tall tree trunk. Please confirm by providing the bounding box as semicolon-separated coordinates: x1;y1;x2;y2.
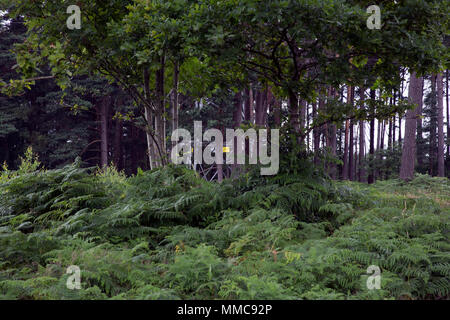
274;98;281;127
100;96;109;168
446;69;449;158
154;56;166;167
327;87;337;179
313;100;321;165
343;86;353;180
289;90;301;144
349;118;354;181
231;92;242;178
171;61;179;148
244;87;253;122
358;87;366;182
430;75;437;175
393;90;397;146
255;88;269;126
368;89;375;184
143;69;156;169
400;72;423;181
114;118;123;170
388;96;393;150
398;73;405;148
416;77;424;169
437;73;445;177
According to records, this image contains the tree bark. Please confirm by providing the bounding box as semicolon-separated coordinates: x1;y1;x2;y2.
416;77;424;169
143;69;156;169
114;118;123;170
327;87;337;179
231;92;242;178
358;87;366;182
437;73;445;177
171;61;179;148
430;75;437;175
100;96;109;168
313;100;320;165
399;72;423;181
446;69;449;157
368;89;375;184
289;90;301;144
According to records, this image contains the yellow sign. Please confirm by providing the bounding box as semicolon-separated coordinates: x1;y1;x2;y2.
223;147;230;153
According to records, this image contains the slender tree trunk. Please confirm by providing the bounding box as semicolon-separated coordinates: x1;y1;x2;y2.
446;69;449;157
359;87;366;182
231;92;242;178
289;90;301;144
255;88;269;126
393;90;397;146
313;100;320;165
143;69;156;169
430;75;437;175
368;89;375;184
437;73;445;177
343;86;353;180
416;77;424;169
100;96;109;168
114;118;123;170
398;73;405;148
274;98;281;127
349;119;354;181
171;61;179;148
249;87;255;124
400;72;423;181
388;98;393;151
244;87;253;122
155;56;166;167
327;87;337;179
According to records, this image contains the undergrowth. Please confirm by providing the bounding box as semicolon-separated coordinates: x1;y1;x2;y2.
0;152;448;300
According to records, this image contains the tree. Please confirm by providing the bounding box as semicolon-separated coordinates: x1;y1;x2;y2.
437;72;445;176
400;72;423;181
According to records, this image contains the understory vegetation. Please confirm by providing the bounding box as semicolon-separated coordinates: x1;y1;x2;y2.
0;150;449;300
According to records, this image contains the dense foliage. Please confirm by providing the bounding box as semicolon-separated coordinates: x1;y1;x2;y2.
0;151;448;300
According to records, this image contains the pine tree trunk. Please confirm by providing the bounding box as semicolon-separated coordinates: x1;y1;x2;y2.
437;73;445;177
416;77;424;169
143;69;157;169
400;72;423;181
244;87;252;122
349;118;354;181
343;86;353;180
430;75;437;175
274;98;281;127
100;96;109;168
368;89;375;184
231;92;242;178
446;69;449;158
289;90;301;144
388;104;392;151
154;56;166;167
327;87;337;179
114;118;123;170
359;87;366;182
171;61;179;148
313;100;320;165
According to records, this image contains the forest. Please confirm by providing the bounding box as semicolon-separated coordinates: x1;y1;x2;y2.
0;0;449;300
